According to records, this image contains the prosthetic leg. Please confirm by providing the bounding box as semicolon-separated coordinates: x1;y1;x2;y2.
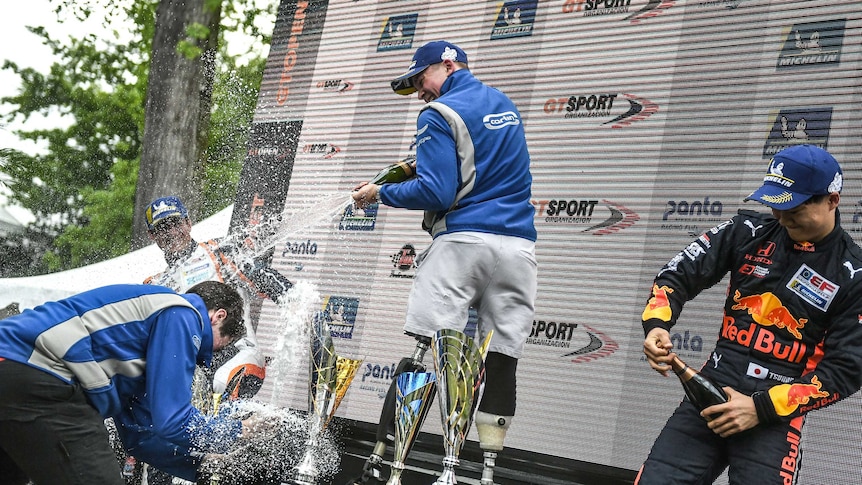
473;352;518;485
347;335;431;485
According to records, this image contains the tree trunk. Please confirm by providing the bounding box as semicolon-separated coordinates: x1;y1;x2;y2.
131;0;222;250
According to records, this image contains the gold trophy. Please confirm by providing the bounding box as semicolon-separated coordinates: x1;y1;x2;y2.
290;313;362;485
431;329;491;485
386;371;437;485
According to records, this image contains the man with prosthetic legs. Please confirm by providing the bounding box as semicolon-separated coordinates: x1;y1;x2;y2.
350;40;537;484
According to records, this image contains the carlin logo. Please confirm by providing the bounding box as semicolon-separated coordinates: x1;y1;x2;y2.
339;202;378;231
377;13;418;52
316;79;354;93
320;295;359;339
390;244;417;278
777;19;845;69
562;0;675;24
762;107;832;157
543;93;658;128
533;198;639;235
490;0;538;40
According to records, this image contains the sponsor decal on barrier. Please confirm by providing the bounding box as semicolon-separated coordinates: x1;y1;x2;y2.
527;319;620;363
302;143;341;159
316;79;354;93
490;0;538;39
762;107;832;158
390;244;417;278
543;93;658;128
281;239;318;272
320;295;360;339
533;198;639;234
359;361;398;399
776;19;845;69
562;0;675;24
377;13;418;52
339;202;378;231
661;197;725;235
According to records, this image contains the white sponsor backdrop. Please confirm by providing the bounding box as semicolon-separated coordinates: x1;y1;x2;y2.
247;0;862;481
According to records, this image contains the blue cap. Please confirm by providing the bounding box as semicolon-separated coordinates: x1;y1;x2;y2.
146;196;189;230
745;145;842;210
391;41;468;95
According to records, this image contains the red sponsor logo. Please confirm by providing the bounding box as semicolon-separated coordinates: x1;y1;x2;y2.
794;241;815;252
721;316;807;364
731;290;807;339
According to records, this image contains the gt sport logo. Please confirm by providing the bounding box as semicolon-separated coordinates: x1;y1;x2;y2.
303;143;341;159
762;107;832;158
316;79;354;93
776;19;845;69
528;320;619;364
377;13;418;52
543;93;659;128
490;0;538;40
562;0;675;24
533;198;639;235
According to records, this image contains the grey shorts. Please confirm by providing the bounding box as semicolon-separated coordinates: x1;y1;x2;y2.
403;231;538;359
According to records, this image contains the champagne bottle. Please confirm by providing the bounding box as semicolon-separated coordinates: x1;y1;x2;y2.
670;354;728;419
368;156;416;185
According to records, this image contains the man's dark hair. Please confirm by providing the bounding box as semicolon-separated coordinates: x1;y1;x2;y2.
186;281;245;338
803;194;829;205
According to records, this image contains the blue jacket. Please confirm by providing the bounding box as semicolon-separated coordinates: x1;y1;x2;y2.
380;69;537;242
0;284;242;480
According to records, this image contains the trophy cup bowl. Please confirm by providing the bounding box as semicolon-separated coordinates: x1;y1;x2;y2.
289;314;362;485
386;371;437;485
431;329;488;485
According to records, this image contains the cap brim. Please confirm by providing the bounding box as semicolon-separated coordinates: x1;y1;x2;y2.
148;213;184;230
744;184;810;210
390;65;429;95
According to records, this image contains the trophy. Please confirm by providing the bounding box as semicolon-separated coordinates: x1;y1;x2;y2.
386;371;437;485
290;313;363;485
431;329;492;485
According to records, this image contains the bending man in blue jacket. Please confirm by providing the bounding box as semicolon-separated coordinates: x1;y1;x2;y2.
351;40;538;484
0;281;262;485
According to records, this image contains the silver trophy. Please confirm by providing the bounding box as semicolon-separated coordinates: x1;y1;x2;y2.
431;329;491;485
290;313;362;485
386;371;437;485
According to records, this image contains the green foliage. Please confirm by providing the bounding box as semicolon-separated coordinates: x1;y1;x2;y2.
1;0;274;274
49;158;138;270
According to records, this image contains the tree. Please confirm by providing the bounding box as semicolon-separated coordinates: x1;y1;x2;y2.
0;0;273;273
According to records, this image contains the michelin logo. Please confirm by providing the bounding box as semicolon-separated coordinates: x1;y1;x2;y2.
483;111;520;129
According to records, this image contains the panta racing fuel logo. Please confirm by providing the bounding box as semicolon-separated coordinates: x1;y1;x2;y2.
316;79;354;93
762;107;832;158
377;13;418;52
543;93;659;128
280;239;318;272
776;19;845;70
303;143;341;159
562;0;675;24
528;319;619;363
533;198;639;235
661;197;724;235
359;361;398;399
320;295;360;339
490;0;538;40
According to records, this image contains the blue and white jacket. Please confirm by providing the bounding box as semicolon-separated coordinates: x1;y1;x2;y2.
380;69;537;242
0;284;242;480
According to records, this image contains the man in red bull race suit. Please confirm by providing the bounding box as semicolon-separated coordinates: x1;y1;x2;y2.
137;196;294;484
636;145;862;484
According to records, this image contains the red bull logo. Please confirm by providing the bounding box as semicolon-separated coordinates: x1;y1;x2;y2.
731;290;806;339
642;284;673;322
769;375;830;417
721;315;807;364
